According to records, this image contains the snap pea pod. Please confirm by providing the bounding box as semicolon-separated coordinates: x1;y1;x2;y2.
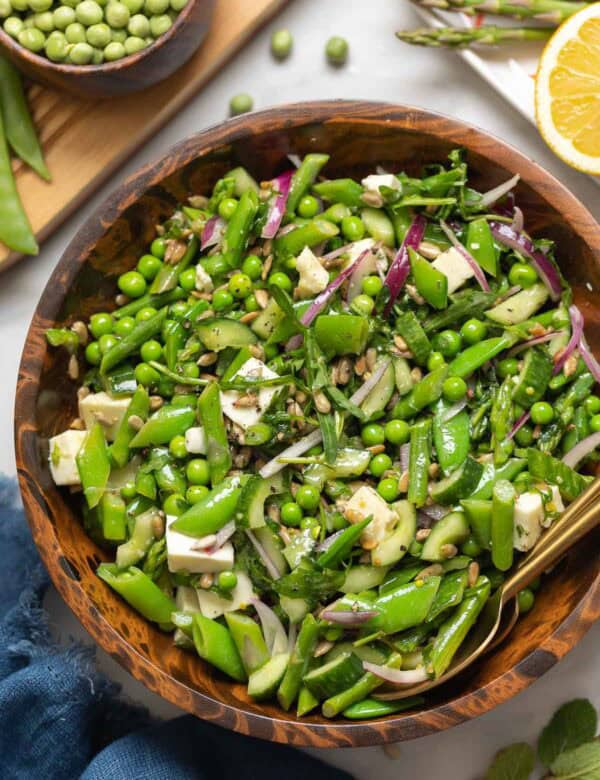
392;365;448;419
366;576;441;634
527;448;592;501
172;610;195;639
129;404;195;448
225;612;270;675
429;575;490;678
491;479;515;571
426;570;468;623
277;614;320;710
314;314;369;357
46;328;79;353
316;516;371;569
408;418;432;507
171;477;242;537
461;499;492;549
274;219;339;256
0;109;38;256
193;613;246;682
0;56;50;181
110;386;150;468
469;458;526;500
342;695;425;720
490;377;514;466
99;492;127;542
116;507;156;568
100;307;167;374
394;310;432;366
150;236;198;294
286;153;330;216
466;218;496;276
389;618;443;654
448;335;515;378
423;290;496;334
76;422;110;509
433;400;470;475
97;563;175;629
163;319;186;371
155;459;186;496
135;471;157;500
297;685;320;717
312;177;363;207
222;189;259;270
112;288;186;320
197;381;231;485
409;248;448;310
322;652;403;718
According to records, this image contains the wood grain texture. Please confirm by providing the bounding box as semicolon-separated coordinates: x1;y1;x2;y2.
0;0;288;270
15;102;600;748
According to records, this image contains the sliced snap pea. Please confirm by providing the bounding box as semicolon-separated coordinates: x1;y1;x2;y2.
0;108;37;255
491;479;516;571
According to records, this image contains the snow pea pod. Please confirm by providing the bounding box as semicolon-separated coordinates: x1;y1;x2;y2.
314;314;369;357
461;499;492;549
287;153;330;216
527;448;592;501
392;365;448;419
491;479;515;571
163;319;185;371
193;613;246;682
100;307;168;374
469;458;526;500
129;404;195;448
99;492;127;542
170;477;242;537
316;516;371;570
367;576;441;634
0;56;50;181
409;248;448;310
426;570;468;623
97;563;176;629
222;189;259;270
447;335;515;378
297;685;319;717
322;652;402;718
110;386;150;468
277;614;320;710
274;218;339;256
135;470;157;500
46;328;79;353
76;422;110;509
312;177;362;208
197;381;231;485
433;400;470;475
466;218;496;276
0;109;37;255
150;236;198;294
490;377;514;466
408;418;432;507
423;290;496;334
225;612;270;676
342;695;425;720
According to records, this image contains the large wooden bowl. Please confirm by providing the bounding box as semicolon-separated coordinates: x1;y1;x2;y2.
15;102;600;747
0;0;215;99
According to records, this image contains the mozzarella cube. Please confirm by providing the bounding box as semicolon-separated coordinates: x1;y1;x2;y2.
513;492;544;552
48;429;88;486
542;485;564;528
295;246;329;299
220;357;280;430
196;572;255;619
166;515;234;574
344;486;397;549
79;391;131;441
361;174;400;195
195;264;214;294
185;426;207;455
432;247;475;294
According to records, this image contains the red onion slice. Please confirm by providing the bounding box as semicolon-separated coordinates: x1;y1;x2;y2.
420;503;450;522
321;242;356;262
506;332;558;358
315;528;345;553
206;520;236;553
578;335;600;384
320;609;378;627
400;443;411;473
245;529;283;579
200;215;225;250
440;220;490;292
489;221;562;301
287;153;301;168
562;430;600;468
347;244;379;301
252;598;288;655
553;305;583;375
363;662;430;686
508;409;531;441
383;215;427;316
479;173;520;209
349;359;392;407
512;206;524;233
262;170;293;239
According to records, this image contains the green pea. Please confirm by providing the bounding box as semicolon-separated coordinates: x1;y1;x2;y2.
120;481;137;500
169;0;186;10
590;414;600;433
331;513;349;531
296;484;320;512
384;419;410;445
84;21;109;45
89;312;114;338
229;92;253;116
0;0;12;18
427;351;446;372
432;329;462;359
136;306;158;322
186;458;210;486
76;0;103;25
341;215;365;241
297;195;319;219
149;13;171;36
18;27;46;51
137;253;162;281
85;341;101;365
186;485;209;505
127;11;149;36
118;270;147;298
53;5;75;27
217;197;238;221
65;21;86;42
145;0;169;12
370;453;393;478
104;40;125;59
361;423;385;447
33;11;54;32
69;40;94;63
361;275;383;297
350;293;374;316
114;316;136;337
212;289;233;311
10;0;26;9
268;271;292;292
105;0;130;25
140;339;162;363
515;424;534;446
377;477;399;503
163;493;188;517
281;501;303;527
517;587;535;614
460;318;487;345
168;434;188;459
134;362;160;386
218;571;238;591
228;272;253;299
182;362;200;378
508;262;538;289
23;17;36;27
98;333;117;354
530;401;554;425
461;535;482;557
242;254;262;281
584;395;600;415
28;0;52;11
169;300;189;320
121;0;143;12
4;16;24;37
150;237;166;259
46;32;69;59
325;35;348;65
300;515;320;535
244;294;259;313
177;266;195;292
497;357;519;378
442;376;467;403
270;27;292;60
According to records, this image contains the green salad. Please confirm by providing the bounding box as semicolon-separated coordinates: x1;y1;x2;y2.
46;150;600;721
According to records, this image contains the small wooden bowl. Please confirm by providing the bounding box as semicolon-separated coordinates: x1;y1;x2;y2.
15;102;600;748
0;0;215;99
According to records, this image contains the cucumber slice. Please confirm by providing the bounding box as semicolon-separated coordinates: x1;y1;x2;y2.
485;283;549;325
341;565;389;594
429;456;484;506
254;524;289;574
361;207;395;247
225;166;259;196
512;347;553;408
409;248;448;310
461;498;492;549
247;652;290;700
280;596;309;623
196;318;257;351
303;447;371;490
394;311;431;367
360;360;395;419
303;651;364;700
238;473;285;529
324;641;388;666
371;500;416;567
283;529;316;569
393;357;414;396
420;511;470;562
251;298;285;340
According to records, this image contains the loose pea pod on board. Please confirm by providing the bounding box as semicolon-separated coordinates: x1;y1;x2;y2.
0;109;37;256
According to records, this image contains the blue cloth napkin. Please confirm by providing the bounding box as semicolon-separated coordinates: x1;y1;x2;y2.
0;476;351;780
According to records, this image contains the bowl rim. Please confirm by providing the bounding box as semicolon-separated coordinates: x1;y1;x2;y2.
0;0;200;76
15;100;600;748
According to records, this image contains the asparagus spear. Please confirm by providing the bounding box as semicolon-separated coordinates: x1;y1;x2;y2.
412;0;587;25
396;25;552;46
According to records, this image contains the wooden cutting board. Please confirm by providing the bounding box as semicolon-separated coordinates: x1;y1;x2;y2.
2;0;288;271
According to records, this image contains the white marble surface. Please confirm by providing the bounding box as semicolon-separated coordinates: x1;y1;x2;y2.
2;0;598;776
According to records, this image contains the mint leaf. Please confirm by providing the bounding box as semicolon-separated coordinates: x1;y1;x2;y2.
484;742;535;780
539;699;598;767
549;739;600;779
